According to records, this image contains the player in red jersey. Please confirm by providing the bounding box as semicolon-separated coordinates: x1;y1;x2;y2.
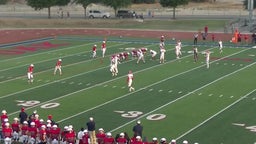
27;122;38;144
60;126;68;144
38;125;47;144
103;132;115;144
27;64;34;84
65;128;76;144
11;118;20;142
2;123;13;144
50;124;61;144
54;59;62;75
20;121;29;143
116;133;127;144
127;70;135;92
1;110;8;123
96;128;105;144
131;136;143;144
101;41;107;57
2;118;8;129
131;49;138;59
92;44;97;58
160;138;167;144
123;52;129;60
140;48;148;54
81;129;90;144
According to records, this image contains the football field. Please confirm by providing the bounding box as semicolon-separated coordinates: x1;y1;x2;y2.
1;35;256;144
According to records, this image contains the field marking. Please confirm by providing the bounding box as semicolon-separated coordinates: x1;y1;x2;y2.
0;41;93;64
6;48;249;120
54;48;251;124
175;88;256;141
0;43;127;83
109;61;256;133
0;42;125;72
5;46;203;116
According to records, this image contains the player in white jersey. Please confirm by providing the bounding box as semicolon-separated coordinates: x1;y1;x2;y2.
110;55;119;76
177;40;182;56
205;50;211;69
127;70;135;92
136;49;145;64
159;44;166;63
218;40;223;53
150;49;157;60
175;44;181;59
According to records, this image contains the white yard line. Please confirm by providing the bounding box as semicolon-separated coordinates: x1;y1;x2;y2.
109;61;256;133
6;48;248;121
175;88;256;141
0;42;91;63
0;42;94;72
0;43;126;83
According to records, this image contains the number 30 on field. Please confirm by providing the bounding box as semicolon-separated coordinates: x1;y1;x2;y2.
118;111;166;120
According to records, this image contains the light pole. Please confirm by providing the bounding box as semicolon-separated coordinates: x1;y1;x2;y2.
248;0;254;32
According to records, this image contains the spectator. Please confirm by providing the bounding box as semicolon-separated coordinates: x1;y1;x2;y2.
132;120;143;137
204;25;208;34
19;107;27;124
211;33;215;42
86;117;96;144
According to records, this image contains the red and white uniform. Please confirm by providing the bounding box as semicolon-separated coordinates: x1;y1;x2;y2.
2;123;13;144
116;133;127;144
136;49;145;64
20;122;29;143
39;128;47;143
101;41;106;57
123;52;129;60
27;64;34;83
27;123;38;144
96;130;106;144
54;59;62;75
103;133;115;144
65;130;76;144
1;110;8;123
150;49;157;59
11;118;20;141
50;126;61;144
160;35;165;46
159;44;166;63
205;51;210;69
92;45;97;58
110;55;119;76
131;50;138;58
81;131;90;144
140;48;148;54
175;44;181;59
127;70;135;92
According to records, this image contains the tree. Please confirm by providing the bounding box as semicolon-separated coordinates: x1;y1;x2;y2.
0;0;7;5
103;0;132;16
74;0;101;18
159;0;189;19
26;0;71;19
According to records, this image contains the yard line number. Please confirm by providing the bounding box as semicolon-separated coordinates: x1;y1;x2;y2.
118;111;166;121
16;100;60;109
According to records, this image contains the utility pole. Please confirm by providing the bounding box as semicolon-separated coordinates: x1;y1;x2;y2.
248;0;254;32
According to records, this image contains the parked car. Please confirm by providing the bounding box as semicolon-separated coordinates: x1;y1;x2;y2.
88;10;110;19
116;10;137;18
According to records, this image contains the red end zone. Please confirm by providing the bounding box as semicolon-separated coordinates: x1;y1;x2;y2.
0;41;69;55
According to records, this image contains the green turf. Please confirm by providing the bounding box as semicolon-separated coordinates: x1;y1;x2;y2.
0;36;255;144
